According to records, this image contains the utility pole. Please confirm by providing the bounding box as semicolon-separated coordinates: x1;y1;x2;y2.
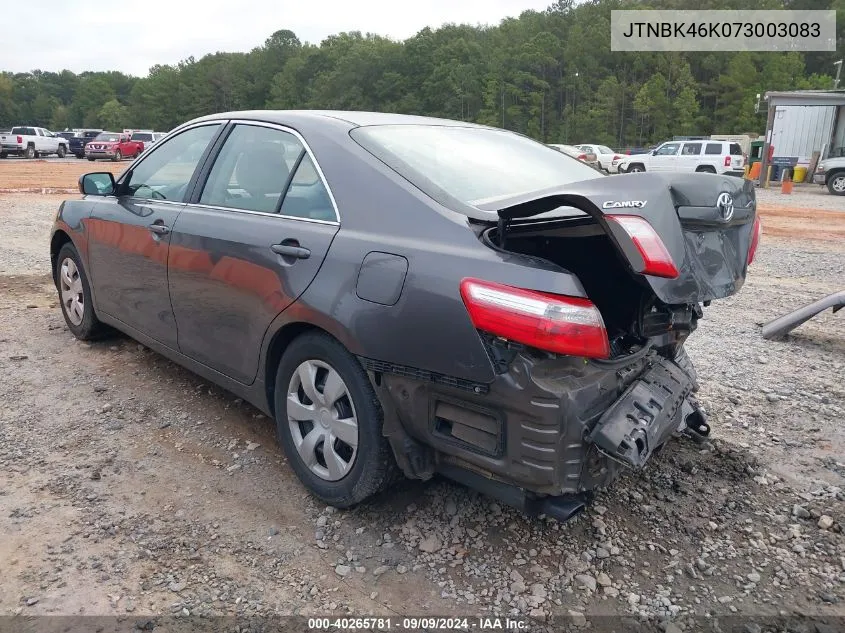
834;60;843;89
758;95;775;187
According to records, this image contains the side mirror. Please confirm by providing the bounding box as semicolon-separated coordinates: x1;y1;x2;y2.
651;149;658;155
79;172;116;196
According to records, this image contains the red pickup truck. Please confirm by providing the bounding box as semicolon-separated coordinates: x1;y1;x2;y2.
85;132;144;162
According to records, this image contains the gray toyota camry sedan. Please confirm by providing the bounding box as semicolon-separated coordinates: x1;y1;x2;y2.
50;111;761;520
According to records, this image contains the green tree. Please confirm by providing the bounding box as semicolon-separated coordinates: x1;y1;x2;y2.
98;99;128;131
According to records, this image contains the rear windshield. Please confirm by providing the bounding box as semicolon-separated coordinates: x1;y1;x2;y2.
351;125;602;212
95;133;120;142
730;143;743;155
11;127;35;135
131;132;153;142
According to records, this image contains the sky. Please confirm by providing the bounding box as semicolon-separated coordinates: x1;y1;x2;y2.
4;0;555;76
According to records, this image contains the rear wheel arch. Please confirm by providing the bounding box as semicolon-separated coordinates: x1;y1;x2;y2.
696;165;716;173
264;322;326;418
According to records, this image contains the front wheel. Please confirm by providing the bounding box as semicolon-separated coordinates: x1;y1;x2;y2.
87;157;95;161
274;332;398;508
827;173;845;195
111;150;122;162
55;243;108;340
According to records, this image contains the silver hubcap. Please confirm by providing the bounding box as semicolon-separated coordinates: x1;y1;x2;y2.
832;176;845;192
59;257;84;325
287;360;358;481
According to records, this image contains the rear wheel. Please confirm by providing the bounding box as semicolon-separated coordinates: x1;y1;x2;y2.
0;152;6;159
627;163;645;173
274;332;397;508
55;243;108;341
827;172;845;195
57;145;66;158
24;146;35;159
87;157;95;161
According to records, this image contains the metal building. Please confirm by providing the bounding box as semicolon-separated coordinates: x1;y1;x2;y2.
759;89;845;184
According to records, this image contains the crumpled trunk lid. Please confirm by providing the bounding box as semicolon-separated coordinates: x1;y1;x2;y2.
476;172;757;305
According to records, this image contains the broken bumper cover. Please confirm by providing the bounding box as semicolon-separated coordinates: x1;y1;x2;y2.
587;358;708;469
377;348;706;500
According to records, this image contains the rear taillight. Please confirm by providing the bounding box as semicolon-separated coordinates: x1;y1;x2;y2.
724;156;731;167
459;278;610;359
17;135;22;144
613;155;621;161
605;215;679;279
577;154;587;160
747;216;762;265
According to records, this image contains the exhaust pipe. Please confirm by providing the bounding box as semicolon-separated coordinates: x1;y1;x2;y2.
535;495;587;523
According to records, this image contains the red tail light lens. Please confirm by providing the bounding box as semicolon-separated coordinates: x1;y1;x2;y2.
577;154;587;160
17;135;22;144
613;154;621;161
460;278;610;359
747;215;762;265
724;155;731;167
605;215;679;278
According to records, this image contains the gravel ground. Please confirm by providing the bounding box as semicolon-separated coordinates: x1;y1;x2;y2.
0;191;843;631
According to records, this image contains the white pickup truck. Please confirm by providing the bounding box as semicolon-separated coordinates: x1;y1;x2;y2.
0;126;69;159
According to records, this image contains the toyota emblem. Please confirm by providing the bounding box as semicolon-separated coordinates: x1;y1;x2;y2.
717;192;734;222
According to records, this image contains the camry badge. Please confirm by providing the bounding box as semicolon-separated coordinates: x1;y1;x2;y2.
602;200;646;209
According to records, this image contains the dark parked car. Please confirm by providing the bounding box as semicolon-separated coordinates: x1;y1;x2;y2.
69;130;102;158
56;131;77;142
49;111;761;520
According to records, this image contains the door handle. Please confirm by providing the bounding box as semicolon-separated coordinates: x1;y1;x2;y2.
271;241;310;259
148;223;170;236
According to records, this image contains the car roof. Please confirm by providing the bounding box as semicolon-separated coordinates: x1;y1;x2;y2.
185;109;489;129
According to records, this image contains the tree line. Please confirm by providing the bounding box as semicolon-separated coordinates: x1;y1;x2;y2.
1;0;842;148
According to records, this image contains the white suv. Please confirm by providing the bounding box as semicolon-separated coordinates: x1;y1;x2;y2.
614;140;745;177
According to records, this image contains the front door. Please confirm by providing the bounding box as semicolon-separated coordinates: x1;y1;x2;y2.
86;123;223;347
650;142;681;171
168;122;339;384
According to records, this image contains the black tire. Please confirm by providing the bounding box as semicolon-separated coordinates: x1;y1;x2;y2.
0;152;6;159
87;157;95;161
627;163;645;173
696;166;716;174
24;145;35;159
75;153;84;159
274;332;397;508
55;243;108;341
827;172;845;195
112;150;121;162
57;144;66;158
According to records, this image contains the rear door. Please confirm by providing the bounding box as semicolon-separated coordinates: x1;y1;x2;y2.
168;121;339;384
678;142;702;172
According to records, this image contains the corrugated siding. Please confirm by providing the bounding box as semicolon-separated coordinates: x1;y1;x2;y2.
771;105;836;164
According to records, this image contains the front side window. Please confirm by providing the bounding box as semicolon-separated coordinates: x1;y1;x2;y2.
351;125;601;212
200;124;304;214
123;124;220;201
655;143;680;156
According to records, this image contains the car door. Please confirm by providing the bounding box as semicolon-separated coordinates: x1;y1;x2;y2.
168;121;339;384
678;142;702;172
649;142;680;171
85;123;223;348
35;128;49;153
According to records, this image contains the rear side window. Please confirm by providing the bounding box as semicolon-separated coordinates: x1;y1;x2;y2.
681;143;701;156
200;124;303;214
729;143;743;155
704;143;722;155
351;124;601;211
279;154;336;221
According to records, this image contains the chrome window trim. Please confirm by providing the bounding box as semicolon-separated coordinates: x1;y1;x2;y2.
189;202;339;226
218;119;341;224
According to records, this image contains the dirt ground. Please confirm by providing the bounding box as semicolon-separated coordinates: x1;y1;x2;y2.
0;162;843;630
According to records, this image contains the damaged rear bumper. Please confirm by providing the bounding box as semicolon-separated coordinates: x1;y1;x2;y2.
371;347;706;503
